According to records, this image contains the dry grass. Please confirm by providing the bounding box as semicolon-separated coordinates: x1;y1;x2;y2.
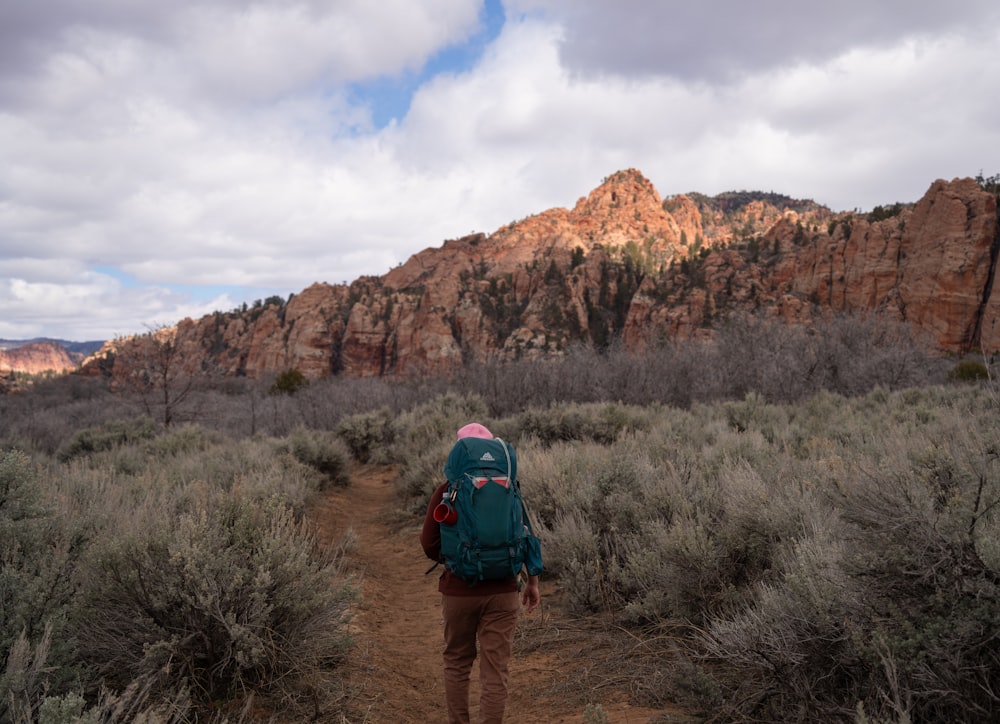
1;328;994;721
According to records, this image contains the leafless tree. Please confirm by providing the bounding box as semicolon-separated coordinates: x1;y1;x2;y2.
110;327;197;427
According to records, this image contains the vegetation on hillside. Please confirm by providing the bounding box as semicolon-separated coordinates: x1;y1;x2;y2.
680;190;822;217
975;170;1000;195
1;311;997;721
1;425;355;722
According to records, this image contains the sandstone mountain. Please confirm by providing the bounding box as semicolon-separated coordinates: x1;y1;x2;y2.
86;169;1000;381
0;340;81;375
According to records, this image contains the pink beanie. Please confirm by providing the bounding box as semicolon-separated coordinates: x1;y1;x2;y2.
457;422;493;440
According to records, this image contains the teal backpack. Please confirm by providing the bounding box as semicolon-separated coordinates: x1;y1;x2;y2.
433;437;543;585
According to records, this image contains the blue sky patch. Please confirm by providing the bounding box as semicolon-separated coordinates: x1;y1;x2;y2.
352;0;505;129
94;265;277;311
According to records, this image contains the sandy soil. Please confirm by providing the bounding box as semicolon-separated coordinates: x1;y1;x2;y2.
309;464;680;723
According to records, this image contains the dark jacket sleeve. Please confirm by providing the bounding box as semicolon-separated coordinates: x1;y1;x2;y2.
420;482;448;562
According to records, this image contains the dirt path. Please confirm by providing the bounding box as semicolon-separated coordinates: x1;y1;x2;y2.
311;465;673;723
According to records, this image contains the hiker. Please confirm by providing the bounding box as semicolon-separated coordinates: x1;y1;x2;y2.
420;422;543;724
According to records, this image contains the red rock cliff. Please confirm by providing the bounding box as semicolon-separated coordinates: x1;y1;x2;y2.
86;170;999;381
0;341;79;375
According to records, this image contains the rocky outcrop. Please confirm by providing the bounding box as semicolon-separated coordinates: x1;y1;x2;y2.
0;341;79;375
84;170;999;382
621;177;999;352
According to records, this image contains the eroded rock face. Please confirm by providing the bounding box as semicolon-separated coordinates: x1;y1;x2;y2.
84;170;999;381
781;178;998;350
0;341;78;374
622;177;999;353
894;179;1000;350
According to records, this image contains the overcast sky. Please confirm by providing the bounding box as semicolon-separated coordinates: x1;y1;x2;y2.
2;0;998;342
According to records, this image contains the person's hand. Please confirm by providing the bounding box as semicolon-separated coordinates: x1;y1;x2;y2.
521;576;540;613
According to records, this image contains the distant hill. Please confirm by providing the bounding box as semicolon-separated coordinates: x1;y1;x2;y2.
0;339;105;375
82;169;1000;382
0;338;105;355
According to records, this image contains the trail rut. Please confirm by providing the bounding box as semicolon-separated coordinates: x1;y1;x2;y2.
310;465;672;723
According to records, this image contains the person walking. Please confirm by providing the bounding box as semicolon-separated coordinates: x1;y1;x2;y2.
420;422;542;724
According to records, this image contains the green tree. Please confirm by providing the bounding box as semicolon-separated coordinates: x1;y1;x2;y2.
975;170;1000;195
270;368;309;396
544;259;563;285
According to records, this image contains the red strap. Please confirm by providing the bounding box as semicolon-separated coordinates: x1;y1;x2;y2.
471;475;509;489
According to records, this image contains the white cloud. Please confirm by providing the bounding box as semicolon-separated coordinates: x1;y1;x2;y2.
0;271;234;341
1;0;999;341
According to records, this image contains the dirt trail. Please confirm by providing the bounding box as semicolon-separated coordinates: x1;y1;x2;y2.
311;465;671;723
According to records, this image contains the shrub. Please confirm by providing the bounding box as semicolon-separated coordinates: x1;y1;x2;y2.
511;401;654;446
0;376;130;455
722;391;786;437
269;368;309;396
32;683;190;724
515;385;1000;719
395;438;454;513
677;388;1000;720
73;498;356;714
0;452;83;720
697;523;859;721
834;444;1000;721
527;414;809;624
2;429;357;719
336;407;395;463
583;702;609;723
55;417;158;462
389;393;489;460
287;427;352;489
389;393;489;503
143;423;221;458
947;359;990;383
2;625;55;724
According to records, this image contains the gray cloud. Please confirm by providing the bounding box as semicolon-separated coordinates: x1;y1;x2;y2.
520;0;1000;82
0;0;482;105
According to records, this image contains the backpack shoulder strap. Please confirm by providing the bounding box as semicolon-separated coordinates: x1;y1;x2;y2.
494;437;540;535
496;437;513;482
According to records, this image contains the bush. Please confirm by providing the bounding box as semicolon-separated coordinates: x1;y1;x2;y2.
511;401;654;446
697;523;859;721
2;625;55;724
948;359;991;382
520;385;1000;720
0;376;129;455
389;393;489;504
0;452;83;721
32;683;190;724
534;429;807;624
269;368;309;396
395;438;454;513
55;417;158;462
389;393;489;460
2;428;359;720
143;423;221;458
287;427;352;489
336;407;395;463
674;389;1000;720
73;498;356;713
834;430;1000;721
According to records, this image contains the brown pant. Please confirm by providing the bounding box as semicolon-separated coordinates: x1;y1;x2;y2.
441;592;520;724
